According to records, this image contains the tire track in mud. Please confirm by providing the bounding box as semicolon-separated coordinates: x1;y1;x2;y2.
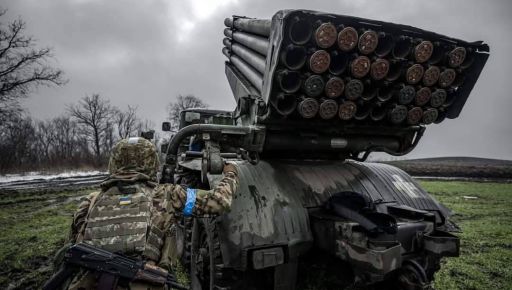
0;174;107;192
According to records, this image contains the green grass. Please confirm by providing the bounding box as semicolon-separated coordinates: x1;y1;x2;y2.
420;181;512;290
0;181;511;289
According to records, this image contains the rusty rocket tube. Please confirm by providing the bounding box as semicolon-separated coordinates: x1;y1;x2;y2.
358;30;379;55
277;70;302;93
314;22;337;48
224;17;271;37
223;47;263;92
325;77;345;98
407;107;424;125
371;58;390;80
448;47;466;67
423;66;441;86
308;49;331;74
337;26;359;52
406;64;425;85
339;101;357;120
223;38;266;74
281;44;307;70
319;99;339;120
350;55;371;78
415;87;432;106
297;96;320;119
224;28;269;56
271;93;297;116
414;40;434;63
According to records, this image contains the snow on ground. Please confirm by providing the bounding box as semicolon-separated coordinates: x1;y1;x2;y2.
0;170;107;183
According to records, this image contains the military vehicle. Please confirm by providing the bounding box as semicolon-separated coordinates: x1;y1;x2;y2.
161;9;489;290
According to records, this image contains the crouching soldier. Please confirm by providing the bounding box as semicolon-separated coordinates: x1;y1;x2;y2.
49;137;238;289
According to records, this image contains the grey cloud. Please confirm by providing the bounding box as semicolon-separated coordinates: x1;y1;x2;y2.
4;0;512;159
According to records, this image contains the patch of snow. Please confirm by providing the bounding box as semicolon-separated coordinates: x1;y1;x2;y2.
0;170;107;183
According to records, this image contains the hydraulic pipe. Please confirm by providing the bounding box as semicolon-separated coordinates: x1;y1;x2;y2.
224;29;269;56
223;47;263;92
223;38;266;74
224;17;271;37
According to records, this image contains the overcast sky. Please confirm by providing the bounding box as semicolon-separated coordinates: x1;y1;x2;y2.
4;0;512;160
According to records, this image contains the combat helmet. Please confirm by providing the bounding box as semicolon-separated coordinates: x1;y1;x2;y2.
108;137;160;179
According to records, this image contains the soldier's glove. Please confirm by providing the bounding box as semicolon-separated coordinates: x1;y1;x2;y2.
223;163;238;175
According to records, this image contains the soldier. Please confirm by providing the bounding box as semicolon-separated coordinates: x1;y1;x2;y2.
61;137;238;289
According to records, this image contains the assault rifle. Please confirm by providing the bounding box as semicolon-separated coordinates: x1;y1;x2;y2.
43;243;187;290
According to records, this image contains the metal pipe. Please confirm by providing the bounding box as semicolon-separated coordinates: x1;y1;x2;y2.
370;58;390;80
415;87;431;106
392;36;412;59
377;84;393;102
344;78;364;100
398;84;416;105
314;22;337;48
358;30;379;55
388;105;408;124
223;47;263;92
428;42;447;64
350;56;371;78
354;103;371;120
407;107;423;125
224;38;266;74
288;16;312;45
375;32;394;57
370;103;387;121
414;40;434;63
308;50;331;74
224;17;271;37
430;89;447;108
303;74;325;97
338;101;357;120
329;50;349;75
422;108;438;125
325;77;344;98
224;28;269;56
423;66;440;86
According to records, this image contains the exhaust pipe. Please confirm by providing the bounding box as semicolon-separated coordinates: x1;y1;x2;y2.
303;74;325;97
414;40;434;63
406;64;424;85
314;22;337;48
423;66;440;86
224;38;266;74
371;58;390;80
358;30;379;55
271;93;297;116
344;78;364;100
224;28;269;56
277;70;302;93
407;107;423;125
281;44;307;70
319;99;339;120
224;17;271;37
337;27;359;52
350;56;371;78
308;50;331;74
325;77;345;98
339;101;357;120
297;96;320;119
415;87;432;106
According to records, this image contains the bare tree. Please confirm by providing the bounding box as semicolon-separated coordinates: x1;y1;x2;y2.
114;105;140;139
67;94;115;163
0;9;66;120
167;95;208;130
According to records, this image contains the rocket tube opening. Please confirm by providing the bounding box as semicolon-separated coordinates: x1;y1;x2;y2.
329;51;349;75
344;79;364;100
277;70;301;93
297;97;319;119
338;27;359;52
362;84;378;101
358;30;379;55
319;99;339;120
448;47;466;67
430;89;447;108
309;50;331;74
303;75;325;97
434;109;446;124
429;43;447;64
371;59;390;80
407;107;424;125
281;44;307;70
414;40;434;63
339;101;357;120
386;61;402;81
370;104;387;121
392;37;412;59
354;104;371;120
315;23;337;48
398;85;416;105
443;92;457;107
423;66;440;86
272;93;297;116
415;87;432;106
389;105;408;124
289;17;312;45
375;33;394;57
422;108;438;125
461;49;475;69
377;85;393;102
325;77;345;98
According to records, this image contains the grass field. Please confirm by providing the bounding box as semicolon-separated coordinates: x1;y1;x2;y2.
0;181;511;289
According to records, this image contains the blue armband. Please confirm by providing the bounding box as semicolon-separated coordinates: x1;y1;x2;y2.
183;188;197;217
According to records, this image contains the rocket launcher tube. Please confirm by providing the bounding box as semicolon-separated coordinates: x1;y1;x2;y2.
224;17;271;37
224;28;269;56
223;47;263;92
224;38;266;74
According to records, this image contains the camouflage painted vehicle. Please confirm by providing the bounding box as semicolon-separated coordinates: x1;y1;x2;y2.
161;9;489;290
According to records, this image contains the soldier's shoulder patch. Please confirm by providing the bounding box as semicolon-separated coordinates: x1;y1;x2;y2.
119;196;132;205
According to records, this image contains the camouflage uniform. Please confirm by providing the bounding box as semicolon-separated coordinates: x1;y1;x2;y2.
63;137;238;289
